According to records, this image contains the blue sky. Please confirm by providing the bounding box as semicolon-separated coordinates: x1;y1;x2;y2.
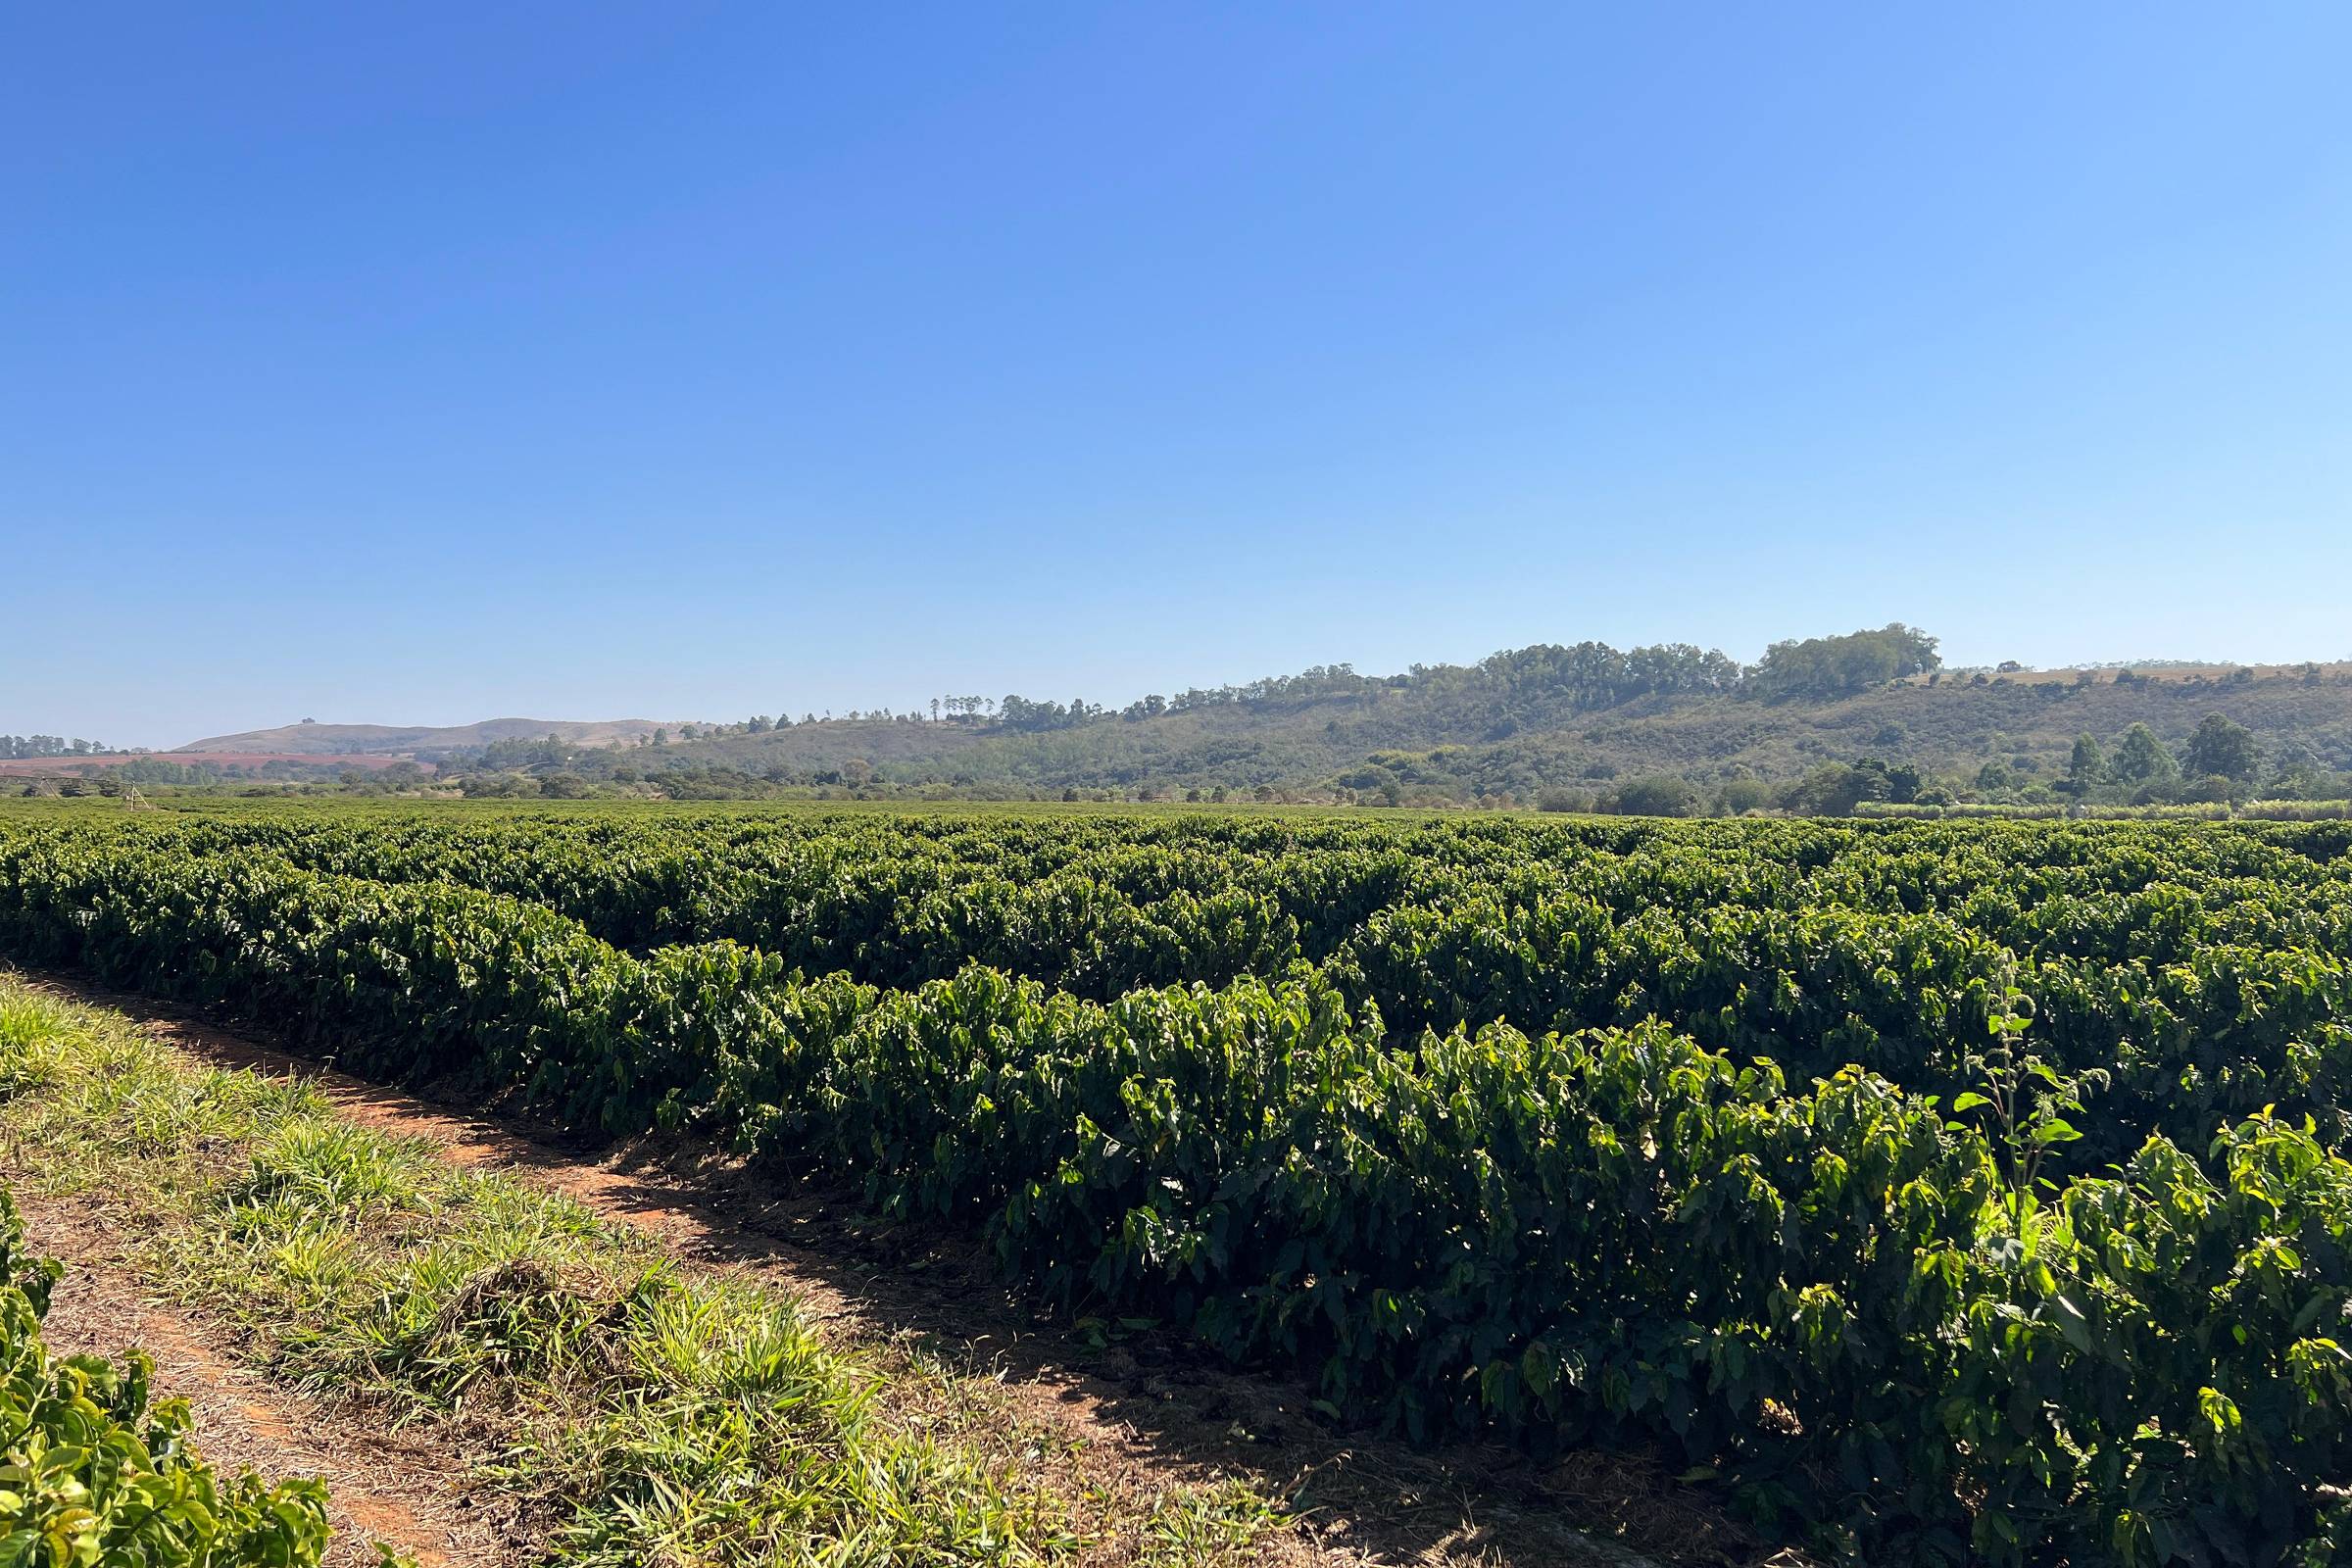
7;3;2349;748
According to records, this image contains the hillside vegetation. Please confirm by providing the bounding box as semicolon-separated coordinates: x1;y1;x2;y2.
433;628;2352;809
48;626;2351;808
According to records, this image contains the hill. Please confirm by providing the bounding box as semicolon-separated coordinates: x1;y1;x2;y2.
431;631;2352;808
175;716;677;755
658;665;2351;797
127;630;2352;808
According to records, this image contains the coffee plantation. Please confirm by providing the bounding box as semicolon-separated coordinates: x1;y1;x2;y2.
2;802;2347;1564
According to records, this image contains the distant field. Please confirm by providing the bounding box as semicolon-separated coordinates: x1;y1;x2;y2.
0;752;428;775
2;800;2348;1562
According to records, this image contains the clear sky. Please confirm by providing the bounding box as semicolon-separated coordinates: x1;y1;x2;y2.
8;4;2349;748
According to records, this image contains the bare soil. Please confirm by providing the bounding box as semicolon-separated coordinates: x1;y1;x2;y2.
24;974;1781;1568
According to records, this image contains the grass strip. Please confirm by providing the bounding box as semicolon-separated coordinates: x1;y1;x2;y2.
0;978;1286;1568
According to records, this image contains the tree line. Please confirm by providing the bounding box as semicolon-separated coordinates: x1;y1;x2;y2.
0;735;109;759
670;624;1945;744
921;624;1937;734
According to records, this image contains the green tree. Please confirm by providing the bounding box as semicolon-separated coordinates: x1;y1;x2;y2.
1787;761;1891;815
2110;723;2179;786
2270;759;2335;800
1744;623;1941;701
1608;775;1698;816
2066;733;2106;793
2183;713;2260;782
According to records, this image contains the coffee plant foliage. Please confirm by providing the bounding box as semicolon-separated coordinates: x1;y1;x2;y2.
0;1187;333;1568
4;803;2350;1562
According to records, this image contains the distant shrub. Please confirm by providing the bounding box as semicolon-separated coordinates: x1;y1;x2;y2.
1607;775;1700;816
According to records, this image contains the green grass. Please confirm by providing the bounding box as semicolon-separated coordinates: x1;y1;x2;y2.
0;977;1289;1568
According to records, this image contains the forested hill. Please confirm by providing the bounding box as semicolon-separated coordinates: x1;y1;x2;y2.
441;626;2352;809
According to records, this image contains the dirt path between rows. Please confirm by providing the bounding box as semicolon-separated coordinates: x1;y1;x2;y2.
21;1191;515;1568
26;974;1763;1568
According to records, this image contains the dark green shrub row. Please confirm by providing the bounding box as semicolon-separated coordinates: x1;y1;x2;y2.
1330;891;2352;1171
18;812;2351;1178
51;809;2352;1002
2;832;2348;1561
